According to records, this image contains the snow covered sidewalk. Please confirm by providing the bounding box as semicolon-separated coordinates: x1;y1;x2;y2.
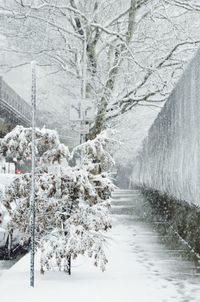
1;189;200;302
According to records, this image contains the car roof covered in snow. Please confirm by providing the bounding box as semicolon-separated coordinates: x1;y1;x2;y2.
0;174;17;186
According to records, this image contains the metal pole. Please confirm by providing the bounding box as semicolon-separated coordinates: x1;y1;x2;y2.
80;30;87;146
30;61;36;288
82;30;87;102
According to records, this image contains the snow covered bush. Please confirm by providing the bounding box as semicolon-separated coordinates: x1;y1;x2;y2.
0;125;69;164
71;130;115;174
2;126;115;274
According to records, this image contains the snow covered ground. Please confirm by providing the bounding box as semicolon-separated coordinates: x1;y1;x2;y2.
1;189;200;302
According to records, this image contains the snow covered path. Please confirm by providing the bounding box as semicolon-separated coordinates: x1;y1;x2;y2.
111;190;200;301
1;189;200;302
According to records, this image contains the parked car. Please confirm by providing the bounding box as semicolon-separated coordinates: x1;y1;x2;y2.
0;174;28;259
0;202;12;259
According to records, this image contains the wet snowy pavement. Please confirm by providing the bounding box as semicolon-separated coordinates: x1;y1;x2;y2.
0;260;18;279
1;189;200;301
0;260;18;270
111;189;200;301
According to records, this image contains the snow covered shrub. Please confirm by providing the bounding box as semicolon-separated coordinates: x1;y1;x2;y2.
0;125;69;164
70;130;116;203
70;130;115;174
2;126;116;274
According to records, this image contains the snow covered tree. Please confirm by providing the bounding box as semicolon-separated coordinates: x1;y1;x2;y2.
2;0;200;138
2;126;115;274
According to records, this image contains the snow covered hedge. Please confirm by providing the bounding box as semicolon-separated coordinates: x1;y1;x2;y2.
1;126;116;274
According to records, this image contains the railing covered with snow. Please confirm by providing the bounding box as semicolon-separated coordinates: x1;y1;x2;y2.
0;77;31;126
132;49;200;205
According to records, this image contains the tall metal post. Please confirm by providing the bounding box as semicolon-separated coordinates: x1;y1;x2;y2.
82;30;87;102
30;61;36;288
80;30;87;146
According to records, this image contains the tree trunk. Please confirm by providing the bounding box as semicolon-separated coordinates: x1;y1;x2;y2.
89;0;137;139
67;255;71;275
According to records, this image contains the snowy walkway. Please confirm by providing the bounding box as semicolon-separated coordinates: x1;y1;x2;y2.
1;189;200;302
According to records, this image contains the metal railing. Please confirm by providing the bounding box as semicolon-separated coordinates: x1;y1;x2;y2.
0;77;31;126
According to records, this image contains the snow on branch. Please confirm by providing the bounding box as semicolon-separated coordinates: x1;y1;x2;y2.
70;129;116;173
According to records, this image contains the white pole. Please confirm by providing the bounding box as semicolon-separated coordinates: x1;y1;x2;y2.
30;61;36;288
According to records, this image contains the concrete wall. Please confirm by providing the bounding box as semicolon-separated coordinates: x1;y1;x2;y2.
132;49;200;206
